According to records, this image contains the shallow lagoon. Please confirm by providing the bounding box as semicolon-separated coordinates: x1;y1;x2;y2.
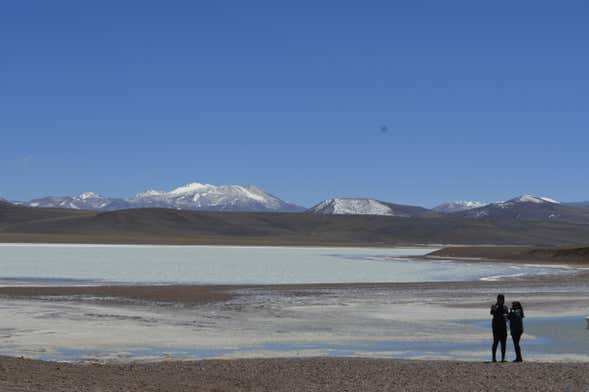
38;318;589;362
0;244;574;285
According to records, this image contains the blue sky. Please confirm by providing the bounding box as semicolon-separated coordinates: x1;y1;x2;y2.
1;1;588;207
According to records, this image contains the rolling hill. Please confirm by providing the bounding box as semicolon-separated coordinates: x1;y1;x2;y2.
2;201;589;247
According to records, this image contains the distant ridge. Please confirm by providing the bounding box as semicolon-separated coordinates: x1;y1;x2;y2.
433;201;488;214
26;193;131;211
2;202;589;246
450;194;589;224
565;201;589;209
8;187;589;224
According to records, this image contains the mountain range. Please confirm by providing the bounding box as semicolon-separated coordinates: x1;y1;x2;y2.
26;192;130;211
18;183;304;213
449;195;589;224
3;189;589;247
4;183;589;225
308;195;589;224
3;200;589;247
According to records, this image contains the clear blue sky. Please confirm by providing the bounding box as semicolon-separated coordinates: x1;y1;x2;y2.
1;1;588;207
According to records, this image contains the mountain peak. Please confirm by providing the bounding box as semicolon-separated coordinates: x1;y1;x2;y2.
507;195;560;204
310;198;395;216
308;198;438;218
129;182;304;212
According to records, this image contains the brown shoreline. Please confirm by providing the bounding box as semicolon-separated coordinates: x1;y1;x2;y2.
427;245;589;265
0;233;433;248
1;356;588;392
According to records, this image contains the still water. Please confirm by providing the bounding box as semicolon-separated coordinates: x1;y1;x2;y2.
0;244;571;285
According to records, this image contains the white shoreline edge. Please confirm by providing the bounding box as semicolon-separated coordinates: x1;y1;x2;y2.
0;243;439;251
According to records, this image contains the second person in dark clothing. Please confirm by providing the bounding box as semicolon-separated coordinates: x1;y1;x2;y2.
509;301;525;362
490;294;509;362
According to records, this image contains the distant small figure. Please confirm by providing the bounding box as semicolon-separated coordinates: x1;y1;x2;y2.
490;294;509;362
509;301;525;362
380;125;389;134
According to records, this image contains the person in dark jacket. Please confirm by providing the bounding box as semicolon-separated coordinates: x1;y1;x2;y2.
490;294;509;362
509;301;525;362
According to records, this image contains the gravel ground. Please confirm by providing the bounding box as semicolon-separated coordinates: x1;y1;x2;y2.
1;356;588;392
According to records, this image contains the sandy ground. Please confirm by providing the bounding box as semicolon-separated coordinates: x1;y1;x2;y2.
426;245;589;265
0;284;236;305
1;356;589;392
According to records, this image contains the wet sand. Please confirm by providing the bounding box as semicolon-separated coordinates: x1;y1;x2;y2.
1;268;588;305
1;356;588;392
0;284;236;306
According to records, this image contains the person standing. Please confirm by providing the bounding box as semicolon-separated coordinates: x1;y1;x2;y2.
509;301;525;362
490;294;509;362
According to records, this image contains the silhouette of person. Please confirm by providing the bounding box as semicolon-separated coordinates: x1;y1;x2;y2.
490;294;509;362
509;301;525;362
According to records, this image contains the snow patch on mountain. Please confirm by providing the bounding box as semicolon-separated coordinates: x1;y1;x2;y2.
433;201;488;214
78;192;101;200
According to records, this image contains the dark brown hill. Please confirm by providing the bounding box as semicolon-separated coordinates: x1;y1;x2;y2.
3;204;589;246
0;200;92;225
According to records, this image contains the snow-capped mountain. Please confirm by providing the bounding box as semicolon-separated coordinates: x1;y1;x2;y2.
25;192;130;211
21;183;304;212
17;185;589;220
309;198;396;216
129;182;304;212
506;195;560;204
434;196;558;214
308;198;439;218
433;201;488;214
449;194;589;224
